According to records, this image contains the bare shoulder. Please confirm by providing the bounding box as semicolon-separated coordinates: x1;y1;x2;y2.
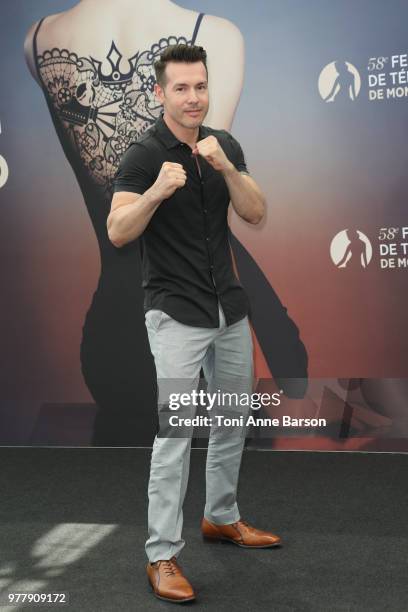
23;13;61;84
23;19;42;82
195;15;244;129
197;14;244;53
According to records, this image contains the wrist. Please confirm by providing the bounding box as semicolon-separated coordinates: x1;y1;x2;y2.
221;161;236;177
147;184;163;206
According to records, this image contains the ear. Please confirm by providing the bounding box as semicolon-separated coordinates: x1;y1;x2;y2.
154;82;164;105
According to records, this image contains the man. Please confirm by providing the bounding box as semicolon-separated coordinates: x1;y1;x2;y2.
108;44;281;604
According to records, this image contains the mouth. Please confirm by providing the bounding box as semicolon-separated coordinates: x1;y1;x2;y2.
185;109;201;116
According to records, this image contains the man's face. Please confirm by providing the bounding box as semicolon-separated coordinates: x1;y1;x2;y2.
155;61;209;129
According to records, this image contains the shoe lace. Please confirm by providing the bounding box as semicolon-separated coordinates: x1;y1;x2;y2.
161;558;179;577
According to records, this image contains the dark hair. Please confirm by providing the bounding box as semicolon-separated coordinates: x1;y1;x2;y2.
154;44;208;87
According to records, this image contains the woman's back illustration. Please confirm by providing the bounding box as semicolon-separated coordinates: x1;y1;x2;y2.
24;0;308;444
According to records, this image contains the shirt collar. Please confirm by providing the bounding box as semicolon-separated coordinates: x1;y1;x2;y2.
155;111;206;149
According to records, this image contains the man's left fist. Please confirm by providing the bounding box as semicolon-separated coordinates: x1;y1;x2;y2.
192;135;234;174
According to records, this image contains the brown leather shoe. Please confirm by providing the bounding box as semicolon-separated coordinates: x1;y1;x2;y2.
201;517;282;548
146;556;196;603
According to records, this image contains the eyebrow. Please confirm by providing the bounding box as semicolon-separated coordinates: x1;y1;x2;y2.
173;81;207;87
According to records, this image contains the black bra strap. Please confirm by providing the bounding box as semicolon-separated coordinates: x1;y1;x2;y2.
191;13;204;45
32;17;46;84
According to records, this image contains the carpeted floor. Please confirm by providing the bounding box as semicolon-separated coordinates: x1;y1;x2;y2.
0;448;407;611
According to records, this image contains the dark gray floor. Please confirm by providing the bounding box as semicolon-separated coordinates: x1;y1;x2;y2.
0;448;407;611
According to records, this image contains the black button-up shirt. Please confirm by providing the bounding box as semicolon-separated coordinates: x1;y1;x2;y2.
112;113;251;328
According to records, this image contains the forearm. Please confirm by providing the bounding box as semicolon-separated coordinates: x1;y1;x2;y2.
107;186;162;247
222;164;265;224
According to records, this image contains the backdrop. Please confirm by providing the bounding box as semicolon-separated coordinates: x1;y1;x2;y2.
1;0;407;450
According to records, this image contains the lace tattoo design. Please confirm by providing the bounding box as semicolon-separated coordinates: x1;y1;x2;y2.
37;36;192;194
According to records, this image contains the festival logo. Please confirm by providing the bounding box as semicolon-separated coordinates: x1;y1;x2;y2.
319;61;361;102
0;155;9;189
330;230;372;268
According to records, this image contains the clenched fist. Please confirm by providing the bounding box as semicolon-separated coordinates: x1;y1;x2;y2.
152;161;187;201
192;135;234;174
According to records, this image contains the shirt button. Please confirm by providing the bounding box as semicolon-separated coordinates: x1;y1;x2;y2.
210;265;214;269
203;208;208;213
206;237;210;241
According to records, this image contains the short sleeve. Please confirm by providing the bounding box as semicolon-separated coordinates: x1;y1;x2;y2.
112;143;154;194
226;133;250;175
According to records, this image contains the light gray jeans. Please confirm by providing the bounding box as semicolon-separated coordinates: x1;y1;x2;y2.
144;301;254;562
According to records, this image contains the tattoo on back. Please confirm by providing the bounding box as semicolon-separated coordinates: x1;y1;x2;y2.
37;35;191;192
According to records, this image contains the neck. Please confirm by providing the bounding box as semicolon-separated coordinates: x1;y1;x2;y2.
163;112;199;147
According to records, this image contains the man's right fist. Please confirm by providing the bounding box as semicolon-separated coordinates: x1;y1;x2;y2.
152;161;187;201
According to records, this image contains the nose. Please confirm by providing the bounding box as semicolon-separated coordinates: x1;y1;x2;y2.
187;88;199;104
